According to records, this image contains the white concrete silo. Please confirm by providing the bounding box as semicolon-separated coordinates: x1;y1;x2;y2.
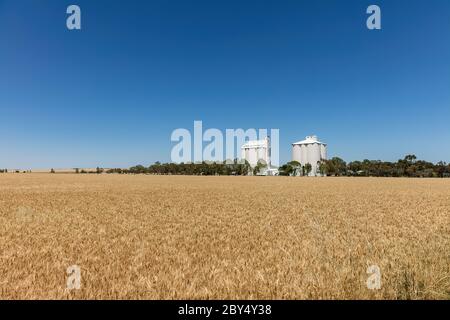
292;135;327;176
241;137;270;168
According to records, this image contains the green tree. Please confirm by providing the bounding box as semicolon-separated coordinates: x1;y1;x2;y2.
348;161;362;175
436;161;447;178
287;161;301;176
330;157;347;176
404;154;417;165
253;160;268;176
304;163;312;176
317;160;326;176
279;163;294;176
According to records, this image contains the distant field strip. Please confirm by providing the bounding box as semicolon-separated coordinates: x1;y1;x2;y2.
0;174;449;299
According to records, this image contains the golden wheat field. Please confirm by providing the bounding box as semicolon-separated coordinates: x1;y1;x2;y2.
0;174;449;300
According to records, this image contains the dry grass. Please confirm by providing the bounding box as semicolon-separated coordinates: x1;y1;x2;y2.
0;174;449;299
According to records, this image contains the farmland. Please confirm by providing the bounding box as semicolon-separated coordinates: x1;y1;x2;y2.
0;174;449;299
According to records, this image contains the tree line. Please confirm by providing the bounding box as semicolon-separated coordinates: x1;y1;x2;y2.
279;155;450;177
103;155;450;178
2;154;449;177
122;155;450;177
106;160;253;176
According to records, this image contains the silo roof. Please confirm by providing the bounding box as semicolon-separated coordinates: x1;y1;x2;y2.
292;135;326;146
241;139;268;149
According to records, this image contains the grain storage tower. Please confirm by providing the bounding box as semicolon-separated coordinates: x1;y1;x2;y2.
241;137;270;168
292;135;327;176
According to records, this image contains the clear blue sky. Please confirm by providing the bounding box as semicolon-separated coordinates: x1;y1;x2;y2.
1;0;449;168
